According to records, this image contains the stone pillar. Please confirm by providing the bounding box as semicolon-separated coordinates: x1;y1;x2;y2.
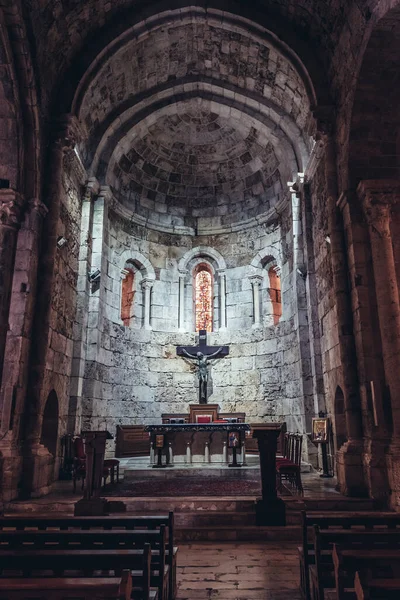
217;269;227;330
358;180;400;508
249;275;263;326
22;116;86;497
0;197;48;502
68;178;98;434
178;271;186;330
338;190;390;501
321;128;366;496
141;279;154;330
0;189;24;387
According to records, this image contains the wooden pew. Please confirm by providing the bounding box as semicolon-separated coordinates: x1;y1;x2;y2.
354;570;400;600
299;511;400;599
310;527;400;600
0;570;132;600
0;514;177;600
0;546;156;600
0;531;167;600
333;544;400;600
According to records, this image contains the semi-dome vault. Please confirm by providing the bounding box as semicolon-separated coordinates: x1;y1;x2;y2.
72;9;315;233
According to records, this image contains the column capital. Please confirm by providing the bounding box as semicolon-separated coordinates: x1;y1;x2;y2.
98;185;113;203
216;268;226;277
0;189;24;229
53;114;87;150
120;268;130;280
358;180;400;232
358;179;400;207
249;274;263;286
84;178;100;201
28;197;48;219
178;269;188;278
312;105;336;139
141;278;155;291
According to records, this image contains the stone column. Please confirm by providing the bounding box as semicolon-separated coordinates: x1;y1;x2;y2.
358;181;400;435
320;127;366;496
178;270;186;330
141;279;154;330
358;180;400;507
68;178;98;434
22;116;85;497
249;275;263;326
218;269;227;330
0;189;24;387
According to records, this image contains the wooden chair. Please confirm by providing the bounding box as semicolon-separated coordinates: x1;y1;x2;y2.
354;570;400;600
72;437;110;491
0;571;132;600
299;511;400;600
276;432;303;494
0;513;177;600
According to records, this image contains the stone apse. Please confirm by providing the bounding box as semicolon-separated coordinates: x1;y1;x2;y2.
1;2;400;509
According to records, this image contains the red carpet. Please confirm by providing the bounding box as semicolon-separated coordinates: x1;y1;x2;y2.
105;475;262;497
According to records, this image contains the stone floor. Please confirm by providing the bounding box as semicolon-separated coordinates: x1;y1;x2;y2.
176;542;301;599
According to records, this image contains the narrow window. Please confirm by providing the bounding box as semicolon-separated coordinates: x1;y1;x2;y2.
195;265;213;332
121;268;135;326
268;267;282;325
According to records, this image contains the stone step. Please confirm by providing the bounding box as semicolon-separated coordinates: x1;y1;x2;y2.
174;510;257;527
175;525;301;542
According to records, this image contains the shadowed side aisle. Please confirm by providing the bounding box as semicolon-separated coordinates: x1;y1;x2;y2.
176;542;301;599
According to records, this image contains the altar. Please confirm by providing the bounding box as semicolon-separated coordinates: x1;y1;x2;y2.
145;422;251;467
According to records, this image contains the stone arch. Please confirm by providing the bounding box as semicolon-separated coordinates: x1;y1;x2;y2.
119;250;156;281
179;247;226;274
52;3;330;120
40;390;59;457
334;385;347;452
348;4;400;188
250;251;282;326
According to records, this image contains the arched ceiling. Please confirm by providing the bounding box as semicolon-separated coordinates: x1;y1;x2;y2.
71;9;311;233
27;0;374;112
108;98;287;232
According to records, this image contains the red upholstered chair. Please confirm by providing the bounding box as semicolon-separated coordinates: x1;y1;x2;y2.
196;416;212;424
276;433;303;495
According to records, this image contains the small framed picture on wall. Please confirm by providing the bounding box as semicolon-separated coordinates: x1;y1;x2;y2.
312;418;329;443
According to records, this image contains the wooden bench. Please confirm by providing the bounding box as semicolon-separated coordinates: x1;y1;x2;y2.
0;570;132;600
333;544;400;600
354;570;400;600
0;531;167;600
310;527;400;600
299;511;400;599
0;546;156;600
0;515;177;600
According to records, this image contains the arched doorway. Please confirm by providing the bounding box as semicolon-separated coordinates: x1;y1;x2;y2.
40;390;59;457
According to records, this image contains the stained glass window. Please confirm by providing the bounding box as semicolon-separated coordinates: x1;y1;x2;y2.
268;267;282;325
195;268;213;332
121;269;135;326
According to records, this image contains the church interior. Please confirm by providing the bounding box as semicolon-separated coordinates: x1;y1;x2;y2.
1;0;400;598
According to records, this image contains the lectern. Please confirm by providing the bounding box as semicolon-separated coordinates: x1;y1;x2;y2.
74;430;113;516
252;424;286;526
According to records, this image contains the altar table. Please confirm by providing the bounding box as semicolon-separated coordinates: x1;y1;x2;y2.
145;423;251;466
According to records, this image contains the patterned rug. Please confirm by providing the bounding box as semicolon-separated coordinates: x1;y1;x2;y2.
104;475;262;497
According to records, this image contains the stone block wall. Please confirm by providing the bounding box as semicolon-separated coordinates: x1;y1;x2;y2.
82;202;308;453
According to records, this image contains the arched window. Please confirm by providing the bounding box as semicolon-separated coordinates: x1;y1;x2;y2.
121;268;135;326
268;267;282;325
194;264;213;332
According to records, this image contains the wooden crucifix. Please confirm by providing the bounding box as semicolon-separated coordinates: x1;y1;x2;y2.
176;330;229;404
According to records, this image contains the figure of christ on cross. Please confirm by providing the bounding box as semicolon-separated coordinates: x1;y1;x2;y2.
176;330;229;404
